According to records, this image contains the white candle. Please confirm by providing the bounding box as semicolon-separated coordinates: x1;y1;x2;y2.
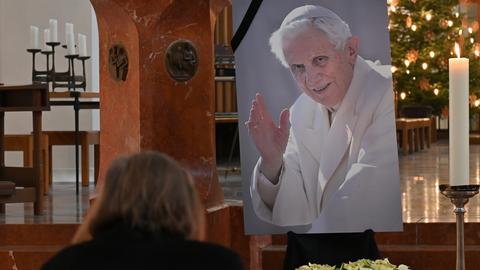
30;26;39;49
67;32;76;55
49;19;58;42
78;34;87;57
65;23;74;45
43;29;51;51
449;43;469;186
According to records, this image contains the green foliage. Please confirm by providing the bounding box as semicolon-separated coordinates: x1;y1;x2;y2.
388;0;480;116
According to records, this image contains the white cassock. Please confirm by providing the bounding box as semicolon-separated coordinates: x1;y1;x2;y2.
250;56;402;232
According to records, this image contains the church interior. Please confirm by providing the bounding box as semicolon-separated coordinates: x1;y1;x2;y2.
2;0;480;269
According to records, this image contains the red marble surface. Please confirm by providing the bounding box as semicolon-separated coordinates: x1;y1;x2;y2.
261;246;286;270
206;204;232;247
0;224;78;245
230;205;272;270
375;223;417;245
375;222;480;246
0;224;78;270
91;0;141;182
380;247;480;270
260;223;480;270
0;250;59;270
0;252;15;270
90;0;225;206
206;204;272;270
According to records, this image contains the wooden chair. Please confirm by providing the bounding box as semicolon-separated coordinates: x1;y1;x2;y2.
44;131;100;186
4;135;33;166
3;131;99;193
0;85;50;214
3;134;50;194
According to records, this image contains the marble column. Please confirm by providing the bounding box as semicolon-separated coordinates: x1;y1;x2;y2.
91;0;227;206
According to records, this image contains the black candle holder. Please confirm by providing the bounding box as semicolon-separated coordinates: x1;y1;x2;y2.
26;49;42;83
78;56;90;90
27;41;90;92
65;54;79;91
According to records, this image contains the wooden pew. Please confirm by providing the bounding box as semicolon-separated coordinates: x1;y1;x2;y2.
396;118;431;155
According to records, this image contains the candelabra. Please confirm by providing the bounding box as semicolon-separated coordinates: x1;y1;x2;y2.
439;184;480;270
27;42;90;91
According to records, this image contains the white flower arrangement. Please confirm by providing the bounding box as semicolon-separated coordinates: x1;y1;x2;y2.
296;258;410;270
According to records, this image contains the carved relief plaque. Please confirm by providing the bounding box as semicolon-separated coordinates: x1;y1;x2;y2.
165;40;198;81
108;44;129;81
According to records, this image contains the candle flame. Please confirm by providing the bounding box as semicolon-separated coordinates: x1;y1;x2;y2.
455;43;461;58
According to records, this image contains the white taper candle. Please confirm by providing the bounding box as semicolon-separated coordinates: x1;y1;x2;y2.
67;32;76;55
30;26;39;49
49;19;58;42
43;29;51;51
449;43;469;186
78;34;87;57
65;23;74;45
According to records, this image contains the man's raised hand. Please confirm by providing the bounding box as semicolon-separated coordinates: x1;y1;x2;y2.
246;93;290;181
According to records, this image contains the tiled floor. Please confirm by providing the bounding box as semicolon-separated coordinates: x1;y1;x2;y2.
400;140;480;223
0;183;94;224
2;139;480;224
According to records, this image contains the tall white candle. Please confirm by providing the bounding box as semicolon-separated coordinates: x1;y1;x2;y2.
49;19;58;42
449;43;469;186
67;32;76;55
65;23;74;45
30;26;39;49
78;34;87;57
43;29;51;51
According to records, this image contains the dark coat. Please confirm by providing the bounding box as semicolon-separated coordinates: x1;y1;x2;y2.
42;223;245;270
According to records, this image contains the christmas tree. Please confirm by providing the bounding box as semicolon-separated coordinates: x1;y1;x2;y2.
388;0;480;116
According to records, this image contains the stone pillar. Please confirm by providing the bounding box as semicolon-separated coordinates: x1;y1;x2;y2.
91;0;228;206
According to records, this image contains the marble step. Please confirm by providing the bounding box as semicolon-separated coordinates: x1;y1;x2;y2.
0;246;64;270
261;244;480;270
268;223;480;246
0;224;78;246
262;223;480;270
0;224;78;270
381;244;480;270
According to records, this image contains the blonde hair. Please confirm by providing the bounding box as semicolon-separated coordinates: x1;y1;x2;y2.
90;151;205;240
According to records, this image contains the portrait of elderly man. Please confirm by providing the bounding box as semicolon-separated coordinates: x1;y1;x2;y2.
246;5;401;229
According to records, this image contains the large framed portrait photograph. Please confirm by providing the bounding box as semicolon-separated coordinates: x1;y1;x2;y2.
233;0;403;234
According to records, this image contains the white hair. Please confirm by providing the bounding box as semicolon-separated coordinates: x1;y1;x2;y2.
269;5;352;68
